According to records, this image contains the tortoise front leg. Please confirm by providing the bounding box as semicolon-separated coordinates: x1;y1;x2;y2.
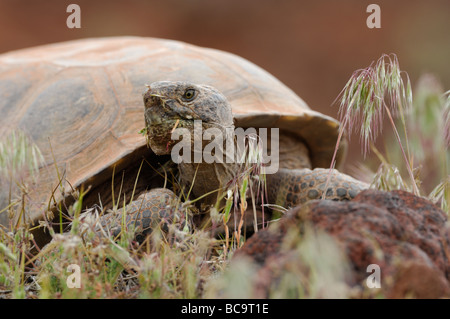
94;188;187;243
266;168;368;208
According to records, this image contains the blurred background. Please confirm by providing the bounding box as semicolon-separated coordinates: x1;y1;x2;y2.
0;0;449;173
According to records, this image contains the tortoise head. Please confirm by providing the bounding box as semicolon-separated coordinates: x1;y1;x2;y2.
143;81;234;155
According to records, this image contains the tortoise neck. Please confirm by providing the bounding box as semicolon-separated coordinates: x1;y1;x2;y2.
176;123;238;205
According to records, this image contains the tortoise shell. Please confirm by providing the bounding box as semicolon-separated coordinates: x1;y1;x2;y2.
0;36;346;224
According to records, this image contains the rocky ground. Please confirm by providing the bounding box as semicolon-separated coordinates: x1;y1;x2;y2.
233;189;450;298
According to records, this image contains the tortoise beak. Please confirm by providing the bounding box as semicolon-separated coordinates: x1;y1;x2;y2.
145;107;164;126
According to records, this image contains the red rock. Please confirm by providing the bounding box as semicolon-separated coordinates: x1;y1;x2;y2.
233;189;450;298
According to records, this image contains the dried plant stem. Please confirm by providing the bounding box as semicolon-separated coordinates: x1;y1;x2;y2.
223;217;229;258
383;104;420;195
322;116;347;199
236;197;246;248
249;183;258;233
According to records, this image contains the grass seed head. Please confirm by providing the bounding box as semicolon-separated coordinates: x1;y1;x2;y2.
336;54;412;156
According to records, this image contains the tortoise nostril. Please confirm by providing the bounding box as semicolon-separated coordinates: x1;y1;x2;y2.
143;90;154;106
143;94;149;106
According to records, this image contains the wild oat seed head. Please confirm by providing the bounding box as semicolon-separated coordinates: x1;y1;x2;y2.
336;54;412;156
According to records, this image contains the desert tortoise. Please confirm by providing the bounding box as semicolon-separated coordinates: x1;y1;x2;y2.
0;37;366;241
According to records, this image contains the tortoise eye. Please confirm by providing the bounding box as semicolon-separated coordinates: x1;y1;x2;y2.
182;88;196;101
